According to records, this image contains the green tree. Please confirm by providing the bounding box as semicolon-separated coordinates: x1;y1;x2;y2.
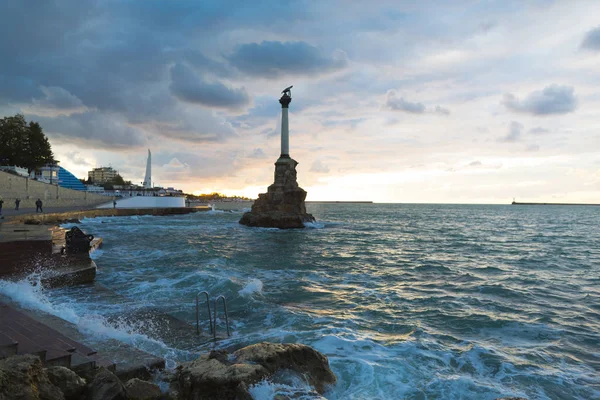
0;114;55;172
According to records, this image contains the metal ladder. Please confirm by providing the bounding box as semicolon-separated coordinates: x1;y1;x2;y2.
196;291;231;340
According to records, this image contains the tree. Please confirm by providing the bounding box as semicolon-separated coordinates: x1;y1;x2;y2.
0;114;55;172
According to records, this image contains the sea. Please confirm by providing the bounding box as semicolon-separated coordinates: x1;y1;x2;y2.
1;203;599;399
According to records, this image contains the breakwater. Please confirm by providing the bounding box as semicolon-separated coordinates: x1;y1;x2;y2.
4;206;209;225
512;201;600;206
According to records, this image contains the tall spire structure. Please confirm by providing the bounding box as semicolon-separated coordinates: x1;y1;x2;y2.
143;149;152;189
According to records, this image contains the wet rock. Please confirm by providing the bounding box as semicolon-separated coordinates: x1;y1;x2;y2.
175;342;335;400
234;343;336;394
240;157;315;229
45;366;86;400
0;354;64;400
176;350;268;400
124;378;162;400
86;367;127;400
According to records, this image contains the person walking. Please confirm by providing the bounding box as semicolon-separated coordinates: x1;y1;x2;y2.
35;198;43;213
113;199;117;209
15;198;20;210
0;196;4;216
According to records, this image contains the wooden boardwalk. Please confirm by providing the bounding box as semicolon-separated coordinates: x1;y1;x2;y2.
0;303;115;373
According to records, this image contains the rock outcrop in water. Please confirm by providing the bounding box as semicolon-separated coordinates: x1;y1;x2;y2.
239;157;315;229
174;342;336;399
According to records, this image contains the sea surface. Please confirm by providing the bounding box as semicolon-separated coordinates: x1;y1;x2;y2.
1;204;599;399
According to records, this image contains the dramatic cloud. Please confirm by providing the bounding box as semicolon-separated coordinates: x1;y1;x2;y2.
499;121;523;143
24;86;88;117
386;91;425;113
169;63;250;110
581;26;600;51
502;85;577;115
227;41;348;77
33;112;147;150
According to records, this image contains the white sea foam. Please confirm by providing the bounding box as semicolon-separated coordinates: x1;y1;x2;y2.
303;221;325;229
239;278;263;297
0;277;187;368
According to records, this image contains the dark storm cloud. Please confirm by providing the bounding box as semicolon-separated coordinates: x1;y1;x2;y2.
32;112;147;149
386;92;426;113
169;63;250;110
499;121;523;143
502;85;577;115
227;41;348;77
581;26;600;51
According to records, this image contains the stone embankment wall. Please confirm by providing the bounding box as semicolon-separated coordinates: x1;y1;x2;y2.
0;170;108;208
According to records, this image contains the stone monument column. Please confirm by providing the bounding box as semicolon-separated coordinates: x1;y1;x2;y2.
279;89;291;158
239;86;315;229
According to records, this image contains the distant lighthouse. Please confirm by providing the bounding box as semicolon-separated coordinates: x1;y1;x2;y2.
279;86;292;159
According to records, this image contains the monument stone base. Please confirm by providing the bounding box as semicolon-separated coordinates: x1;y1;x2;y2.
239;157;315;229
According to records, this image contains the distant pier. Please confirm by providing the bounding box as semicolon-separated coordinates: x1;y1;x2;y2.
511;201;600;206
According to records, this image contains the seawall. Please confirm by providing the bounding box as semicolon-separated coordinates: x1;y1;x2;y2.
4;206;209;225
0;170;108;208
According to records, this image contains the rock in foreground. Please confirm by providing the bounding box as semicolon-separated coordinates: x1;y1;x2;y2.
0;355;64;400
240;157;315;229
175;342;336;400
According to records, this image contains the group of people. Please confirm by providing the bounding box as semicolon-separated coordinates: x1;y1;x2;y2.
0;197;44;216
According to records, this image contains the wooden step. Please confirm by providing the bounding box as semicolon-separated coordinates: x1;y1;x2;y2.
0;326;47;362
0;331;18;359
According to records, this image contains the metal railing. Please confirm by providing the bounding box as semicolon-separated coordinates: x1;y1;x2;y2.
195;292;231;340
213;295;231;339
196;291;212;335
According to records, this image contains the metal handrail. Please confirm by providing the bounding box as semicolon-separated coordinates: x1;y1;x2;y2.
213;295;231;339
196;291;212;334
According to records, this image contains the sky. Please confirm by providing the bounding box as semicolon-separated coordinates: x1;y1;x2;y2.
1;0;600;203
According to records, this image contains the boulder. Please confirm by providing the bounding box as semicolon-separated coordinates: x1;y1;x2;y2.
234;343;336;394
45;366;86;400
175;343;335;400
176;350;268;400
0;354;64;400
240;157;315;229
125;378;162;400
86;367;127;400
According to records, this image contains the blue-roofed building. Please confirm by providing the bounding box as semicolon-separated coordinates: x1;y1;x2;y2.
57;166;86;191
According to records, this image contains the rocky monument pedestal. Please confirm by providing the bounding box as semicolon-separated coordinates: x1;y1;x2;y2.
239;156;315;229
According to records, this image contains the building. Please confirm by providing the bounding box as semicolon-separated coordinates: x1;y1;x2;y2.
88;167;117;184
57;167;86;190
32;164;59;184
